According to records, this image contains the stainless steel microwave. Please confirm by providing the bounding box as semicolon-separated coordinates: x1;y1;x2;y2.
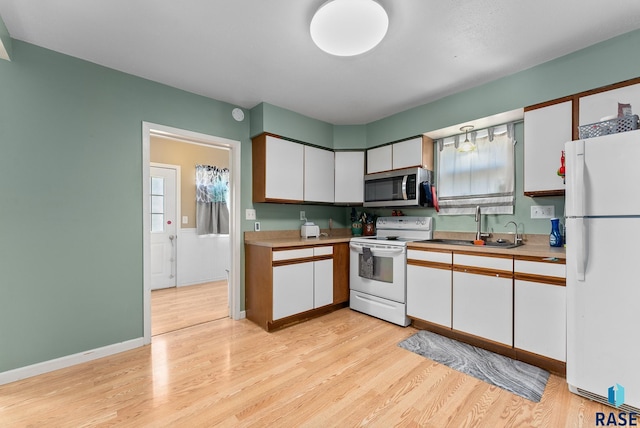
363;167;433;207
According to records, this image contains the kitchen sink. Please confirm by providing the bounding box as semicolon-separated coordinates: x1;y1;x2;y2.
419;238;523;249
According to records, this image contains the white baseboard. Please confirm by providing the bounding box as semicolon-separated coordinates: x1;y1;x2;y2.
0;338;145;386
237;310;246;320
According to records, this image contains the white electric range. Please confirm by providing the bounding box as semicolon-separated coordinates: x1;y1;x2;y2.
349;216;433;326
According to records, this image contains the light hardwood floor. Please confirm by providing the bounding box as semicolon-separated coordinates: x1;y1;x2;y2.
152;281;229;335
0;308;607;427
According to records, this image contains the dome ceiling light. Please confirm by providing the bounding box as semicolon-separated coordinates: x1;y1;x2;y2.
310;0;389;57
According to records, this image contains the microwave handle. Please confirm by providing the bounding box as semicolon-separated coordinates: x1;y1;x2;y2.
402;175;408;200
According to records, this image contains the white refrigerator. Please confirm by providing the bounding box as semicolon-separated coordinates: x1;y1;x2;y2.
565;129;640;411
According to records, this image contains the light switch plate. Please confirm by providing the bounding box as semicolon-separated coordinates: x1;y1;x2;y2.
531;205;555;219
246;209;256;220
182;216;188;224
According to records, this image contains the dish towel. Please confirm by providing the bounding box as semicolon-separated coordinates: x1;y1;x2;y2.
359;247;375;279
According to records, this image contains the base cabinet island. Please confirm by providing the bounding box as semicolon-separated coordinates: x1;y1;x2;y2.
245;234;350;332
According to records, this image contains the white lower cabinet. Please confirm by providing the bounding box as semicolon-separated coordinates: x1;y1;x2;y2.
273;262;314;320
406;249;452;328
514;257;566;362
314;258;334;308
453;271;513;346
514;280;566;361
452;253;513;346
272;246;334;321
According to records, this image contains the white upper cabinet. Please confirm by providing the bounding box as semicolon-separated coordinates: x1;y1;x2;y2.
392;137;425;170
579;83;640;126
264;135;304;201
523;100;572;196
367;136;434;174
366;145;392;174
304;145;335;203
334;151;364;204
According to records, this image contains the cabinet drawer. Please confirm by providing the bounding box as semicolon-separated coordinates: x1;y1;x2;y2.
408;249;451;264
313;246;333;256
514;260;565;278
453;253;512;271
273;248;314;261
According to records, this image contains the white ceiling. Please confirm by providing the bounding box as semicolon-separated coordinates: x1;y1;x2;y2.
1;0;640;125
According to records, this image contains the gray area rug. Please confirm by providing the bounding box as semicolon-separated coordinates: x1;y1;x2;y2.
398;330;549;402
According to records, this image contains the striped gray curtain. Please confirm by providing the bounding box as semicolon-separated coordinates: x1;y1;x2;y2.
196;165;230;235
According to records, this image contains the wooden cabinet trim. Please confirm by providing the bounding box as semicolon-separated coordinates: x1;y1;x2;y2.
453;265;513;278
575;76;640;100
514;273;566;287
514;255;565;265
332;243;349;304
524;189;565;197
252;134;267;203
515;348;566;377
452;250;513;260
273;254;332;267
407;247;452;254
524;95;577;112
407;259;451;270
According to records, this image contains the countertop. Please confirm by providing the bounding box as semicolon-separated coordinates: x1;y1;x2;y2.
244;229;566;259
244;229;353;248
410;231;566;259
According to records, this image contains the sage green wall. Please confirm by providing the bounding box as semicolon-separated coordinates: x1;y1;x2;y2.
333;125;367;149
0;40;250;373
367;30;640;146
250;102;334;148
0;15;11;60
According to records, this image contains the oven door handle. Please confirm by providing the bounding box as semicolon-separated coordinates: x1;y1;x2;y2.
349;243;404;256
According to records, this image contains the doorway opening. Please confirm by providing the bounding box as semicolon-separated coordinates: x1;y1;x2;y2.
142;122;242;344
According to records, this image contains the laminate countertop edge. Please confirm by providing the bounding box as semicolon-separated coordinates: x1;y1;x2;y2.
244;233;566;259
407;241;566;259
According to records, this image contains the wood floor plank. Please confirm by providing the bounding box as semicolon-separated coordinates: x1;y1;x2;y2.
151;280;228;335
0;306;610;427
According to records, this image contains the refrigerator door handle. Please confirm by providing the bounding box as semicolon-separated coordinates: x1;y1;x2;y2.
575;217;586;281
574;140;586;217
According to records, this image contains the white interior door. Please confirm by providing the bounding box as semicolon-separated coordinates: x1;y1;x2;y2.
150;166;177;290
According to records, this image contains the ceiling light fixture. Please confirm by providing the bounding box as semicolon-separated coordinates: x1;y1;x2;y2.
310;0;389;57
458;125;476;152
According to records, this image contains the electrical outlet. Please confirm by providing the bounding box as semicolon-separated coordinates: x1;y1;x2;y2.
531;205;555;219
254;222;260;231
300;211;306;221
245;209;256;220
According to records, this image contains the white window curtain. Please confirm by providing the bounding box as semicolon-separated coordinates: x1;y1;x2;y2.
196;165;230;235
436;123;515;215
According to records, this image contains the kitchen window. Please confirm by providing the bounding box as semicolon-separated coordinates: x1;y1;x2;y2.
436;123;515;215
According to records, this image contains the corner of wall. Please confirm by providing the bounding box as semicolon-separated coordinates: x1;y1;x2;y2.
249;102;265;138
0;16;13;61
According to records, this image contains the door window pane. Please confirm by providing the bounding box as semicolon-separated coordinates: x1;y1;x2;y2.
150;176;165;233
151;214;164;233
151;177;164;195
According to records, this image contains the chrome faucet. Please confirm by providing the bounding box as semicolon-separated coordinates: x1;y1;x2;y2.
505;221;523;244
475;205;482;241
